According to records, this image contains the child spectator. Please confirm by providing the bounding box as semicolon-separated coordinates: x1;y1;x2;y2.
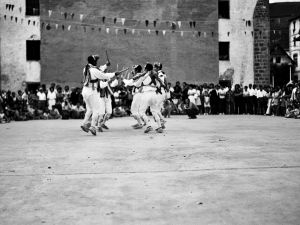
0;109;10;123
285;105;296;118
293;105;300;119
62;99;72;119
203;91;210;115
162;100;172;118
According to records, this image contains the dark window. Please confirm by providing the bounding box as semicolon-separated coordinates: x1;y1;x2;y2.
293;54;298;67
219;42;230;61
26;40;40;61
293;21;296;33
276;57;281;64
270;57;273;63
26;0;40;16
219;0;230;19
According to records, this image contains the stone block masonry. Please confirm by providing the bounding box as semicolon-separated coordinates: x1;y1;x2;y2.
253;0;270;86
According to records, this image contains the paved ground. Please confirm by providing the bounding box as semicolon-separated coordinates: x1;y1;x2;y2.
0;115;300;225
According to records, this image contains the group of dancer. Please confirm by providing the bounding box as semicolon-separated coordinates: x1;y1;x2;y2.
80;53;168;136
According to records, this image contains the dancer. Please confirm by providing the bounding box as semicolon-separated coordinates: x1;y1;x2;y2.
80;55;121;136
122;65;146;129
137;63;166;133
153;62;168;129
97;76;119;131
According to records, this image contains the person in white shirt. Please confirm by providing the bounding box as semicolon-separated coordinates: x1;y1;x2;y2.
80;55;121;135
47;87;56;110
243;86;250;114
218;85;227;115
37;88;47;111
256;85;266;115
290;82;299;108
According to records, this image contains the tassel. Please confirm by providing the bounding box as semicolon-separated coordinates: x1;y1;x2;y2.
193;21;196;28
114;17;117;24
28;20;31;25
71;13;74;20
64;12;67;19
11;5;14;11
15;17;18;23
62;25;65;30
198;31;201;37
156;30;159;35
189;21;192;28
4;15;6;20
154;21;157;27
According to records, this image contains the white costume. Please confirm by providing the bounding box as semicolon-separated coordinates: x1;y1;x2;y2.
123;74;145;126
82;64;116;131
136;71;162;131
98;78;118;126
188;89;197;104
156;70;168;121
47;91;56;110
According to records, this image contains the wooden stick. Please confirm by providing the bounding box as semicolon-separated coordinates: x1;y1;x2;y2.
119;68;129;74
105;49;109;61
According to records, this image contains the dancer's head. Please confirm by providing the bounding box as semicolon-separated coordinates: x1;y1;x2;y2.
153;62;162;71
144;63;153;72
87;55;99;66
132;65;142;73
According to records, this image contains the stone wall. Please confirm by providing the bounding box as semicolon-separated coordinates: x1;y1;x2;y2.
253;0;270;86
40;0;218;87
0;0;41;91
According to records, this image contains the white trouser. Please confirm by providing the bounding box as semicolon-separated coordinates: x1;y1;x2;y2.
131;92;142;117
139;91;161;128
82;87;100;127
99;95;112;114
157;89;167;110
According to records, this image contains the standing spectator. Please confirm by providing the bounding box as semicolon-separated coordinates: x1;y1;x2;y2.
162;99;172;118
195;86;202;114
172;81;182;107
167;83;174;100
188;85;197;104
70;87;80;107
243;86;250;114
22;89;29;105
226;87;235;114
256;85;266;115
209;84;218;115
218;85;226;115
182;82;189;103
47;87;56;110
63;85;71;101
265;87;273;115
272;86;281;116
41;84;48;97
234;84;243;114
203;91;210;115
291;83;299;108
37;88;47;111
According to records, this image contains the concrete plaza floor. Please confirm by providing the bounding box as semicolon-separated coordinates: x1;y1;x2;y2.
0;115;300;225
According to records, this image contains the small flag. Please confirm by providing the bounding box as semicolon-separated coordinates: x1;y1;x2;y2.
106;28;109;33
132;29;135;35
80;14;84;21
181;31;183;37
145;20;149;27
178;21;181;28
163;30;166;36
55;24;58;29
245;31;247;35
114;17;117;24
68;25;71;30
121;18;125;25
48;10;52;17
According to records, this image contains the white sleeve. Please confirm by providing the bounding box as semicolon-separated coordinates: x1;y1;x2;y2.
100;81;108;88
134;75;147;87
123;79;134;87
90;68;115;80
110;79;119;88
99;64;108;72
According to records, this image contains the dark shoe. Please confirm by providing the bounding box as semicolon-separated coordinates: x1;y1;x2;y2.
156;127;163;133
89;126;97;136
101;124;109;130
97;127;103;132
134;124;143;129
81;125;89;133
144;126;153;133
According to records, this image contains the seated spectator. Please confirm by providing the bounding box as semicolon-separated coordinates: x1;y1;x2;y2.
71;103;85;119
285;105;296;118
70;87;80;107
49;105;61;119
13;109;28;121
184;99;199;119
0;109;10;123
61;99;72;119
113;106;127;117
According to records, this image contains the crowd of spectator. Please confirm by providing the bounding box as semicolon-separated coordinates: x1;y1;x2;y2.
0;81;300;124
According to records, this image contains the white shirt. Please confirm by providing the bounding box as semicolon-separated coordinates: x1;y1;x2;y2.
243;90;250;97
218;89;227;99
37;92;46;101
249;88;257;97
47;91;56;100
256;89;266;98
